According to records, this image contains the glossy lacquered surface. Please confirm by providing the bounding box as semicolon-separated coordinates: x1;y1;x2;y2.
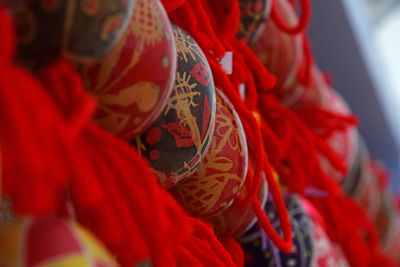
80;0;176;140
170;89;248;218
132;25;216;187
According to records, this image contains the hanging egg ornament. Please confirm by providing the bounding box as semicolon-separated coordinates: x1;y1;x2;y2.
239;194;314;267
132;25;216;187
250;0;302;91
209;175;268;239
4;0;135;69
169;89;248;218
287;66;358;185
0;216;119;267
79;0;176;140
237;0;272;43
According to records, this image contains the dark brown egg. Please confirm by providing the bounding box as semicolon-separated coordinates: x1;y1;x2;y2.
132;25;216;187
239;194;314;267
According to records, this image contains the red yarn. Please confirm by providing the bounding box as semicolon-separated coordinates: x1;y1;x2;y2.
0;7;238;266
222;239;244;267
252;152;293;253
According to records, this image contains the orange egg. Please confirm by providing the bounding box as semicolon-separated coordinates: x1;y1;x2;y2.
170;89;248;218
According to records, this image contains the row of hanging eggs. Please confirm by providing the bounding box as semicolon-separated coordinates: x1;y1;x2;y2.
238;0;359;187
0;0;223;264
3;0;265;242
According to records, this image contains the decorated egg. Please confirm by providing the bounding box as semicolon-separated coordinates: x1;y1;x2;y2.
301;198;350;267
284;66;358;185
169;89;248;218
0;216;119;267
237;0;272;43
132;25;216;187
208;176;268;239
239;194;314;267
79;0;176;140
5;0;135;69
250;0;302;91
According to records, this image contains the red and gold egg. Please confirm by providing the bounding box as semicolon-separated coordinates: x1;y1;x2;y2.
237;0;272;43
80;0;176;140
250;0;302;91
4;0;135;68
0;216;119;267
132;25;216;187
208;176;268;239
169;89;248;218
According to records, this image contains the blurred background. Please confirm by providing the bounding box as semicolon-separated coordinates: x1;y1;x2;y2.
307;0;400;192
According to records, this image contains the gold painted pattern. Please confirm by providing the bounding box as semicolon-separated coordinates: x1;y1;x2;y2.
174;93;245;217
81;0;169;138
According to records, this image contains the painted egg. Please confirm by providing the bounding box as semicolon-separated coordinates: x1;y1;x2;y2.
239;194;314;267
5;0;135;69
250;0;302;91
169;89;248;218
208;177;268;239
79;0;176;140
284;66;358;185
237;0;272;43
0;216;119;267
301;198;350;267
132;25;216;187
